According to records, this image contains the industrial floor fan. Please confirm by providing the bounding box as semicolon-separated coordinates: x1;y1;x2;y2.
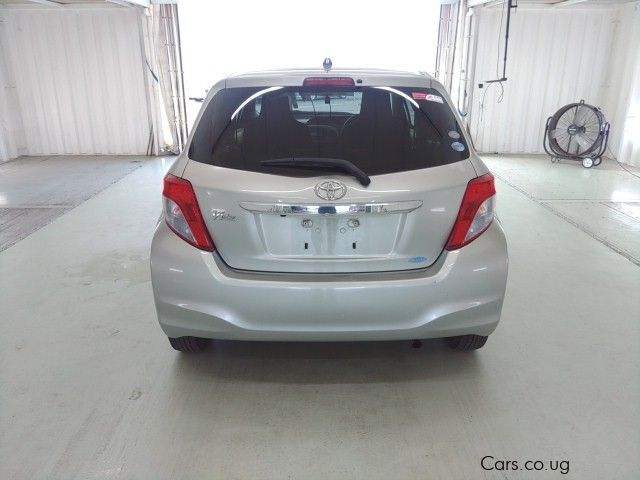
543;100;610;168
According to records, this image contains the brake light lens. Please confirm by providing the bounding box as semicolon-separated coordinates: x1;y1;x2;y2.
445;173;496;250
162;174;215;251
302;77;355;87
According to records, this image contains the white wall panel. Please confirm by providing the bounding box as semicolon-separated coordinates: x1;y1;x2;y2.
0;8;25;162
0;27;17;162
609;2;640;167
468;4;637;160
2;7;150;156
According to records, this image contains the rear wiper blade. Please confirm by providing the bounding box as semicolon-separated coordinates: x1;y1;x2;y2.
260;157;371;186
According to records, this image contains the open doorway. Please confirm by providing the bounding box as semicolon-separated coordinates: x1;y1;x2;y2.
178;0;441;130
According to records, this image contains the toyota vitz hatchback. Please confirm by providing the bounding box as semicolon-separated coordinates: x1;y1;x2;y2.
150;66;508;353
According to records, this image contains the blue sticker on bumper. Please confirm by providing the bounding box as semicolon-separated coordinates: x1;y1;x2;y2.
408;256;428;264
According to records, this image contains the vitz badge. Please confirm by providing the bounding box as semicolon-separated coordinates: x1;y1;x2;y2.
211;209;236;221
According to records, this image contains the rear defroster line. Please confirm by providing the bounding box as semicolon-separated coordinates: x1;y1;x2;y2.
492;172;640;267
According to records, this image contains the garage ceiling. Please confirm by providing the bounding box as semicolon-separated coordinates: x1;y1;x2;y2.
0;0;149;7
469;0;636;7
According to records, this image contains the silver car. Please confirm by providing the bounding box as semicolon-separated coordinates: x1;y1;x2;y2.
150;67;508;353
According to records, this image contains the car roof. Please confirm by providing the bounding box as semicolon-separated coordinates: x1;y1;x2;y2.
224;68;435;89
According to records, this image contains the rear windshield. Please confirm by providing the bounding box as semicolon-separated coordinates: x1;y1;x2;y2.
189;85;469;176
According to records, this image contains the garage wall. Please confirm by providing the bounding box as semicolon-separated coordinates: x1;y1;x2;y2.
612;2;640;167
1;7;151;157
0;8;25;162
0;30;17;161
467;3;640;166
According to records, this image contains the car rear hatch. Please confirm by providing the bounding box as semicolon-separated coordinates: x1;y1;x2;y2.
183;79;477;273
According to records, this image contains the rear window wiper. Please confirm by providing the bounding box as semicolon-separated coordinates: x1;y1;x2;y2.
260;157;371;186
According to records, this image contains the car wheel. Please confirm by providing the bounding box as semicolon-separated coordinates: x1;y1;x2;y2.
168;336;210;353
445;334;488;351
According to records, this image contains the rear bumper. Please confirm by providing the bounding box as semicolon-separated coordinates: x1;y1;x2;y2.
150;221;508;341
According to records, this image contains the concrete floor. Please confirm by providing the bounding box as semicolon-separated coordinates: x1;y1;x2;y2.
485;154;640;265
1;155;639;479
0;156;143;251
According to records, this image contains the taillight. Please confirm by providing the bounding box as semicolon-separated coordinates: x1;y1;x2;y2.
302;77;355;87
162;174;215;251
445;173;496;250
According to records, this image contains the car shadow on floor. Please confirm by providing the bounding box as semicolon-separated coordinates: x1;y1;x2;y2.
171;339;485;385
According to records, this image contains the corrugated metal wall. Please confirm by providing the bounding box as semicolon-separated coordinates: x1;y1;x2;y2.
0;9;24;162
1;7;150;157
467;4;638;161
0;36;17;161
610;2;640;167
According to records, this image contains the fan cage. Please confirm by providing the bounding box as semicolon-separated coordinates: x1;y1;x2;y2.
543;100;610;166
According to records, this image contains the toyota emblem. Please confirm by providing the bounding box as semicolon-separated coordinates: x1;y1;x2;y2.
314;180;347;201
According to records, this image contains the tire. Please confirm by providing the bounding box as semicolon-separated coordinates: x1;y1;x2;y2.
445;334;488;351
168;336;210;353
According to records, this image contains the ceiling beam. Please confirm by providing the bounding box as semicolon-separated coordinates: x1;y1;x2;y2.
105;0;150;6
23;0;63;7
482;0;507;7
467;0;499;6
553;0;590;7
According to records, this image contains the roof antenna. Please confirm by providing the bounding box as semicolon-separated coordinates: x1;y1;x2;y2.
323;57;332;72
